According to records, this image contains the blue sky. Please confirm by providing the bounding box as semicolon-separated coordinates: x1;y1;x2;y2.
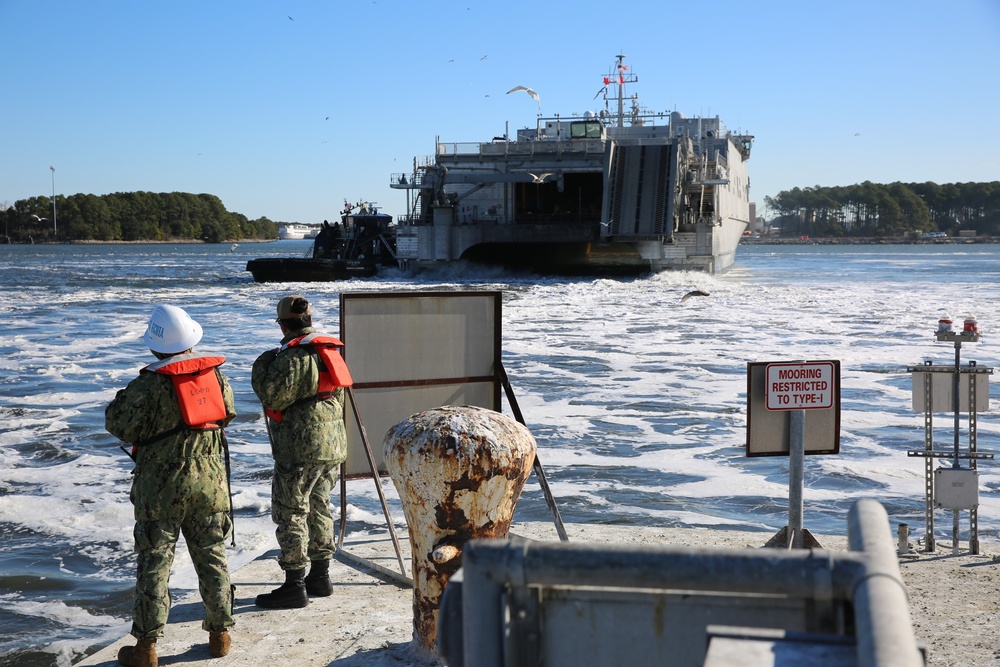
3;1;998;224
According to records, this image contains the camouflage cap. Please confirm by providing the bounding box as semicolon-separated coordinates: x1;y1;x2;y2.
276;295;311;320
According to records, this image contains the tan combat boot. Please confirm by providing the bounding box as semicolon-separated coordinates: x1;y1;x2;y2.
117;638;157;667
209;629;231;658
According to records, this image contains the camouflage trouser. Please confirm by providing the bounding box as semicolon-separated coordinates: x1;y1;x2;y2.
131;512;234;640
271;460;339;571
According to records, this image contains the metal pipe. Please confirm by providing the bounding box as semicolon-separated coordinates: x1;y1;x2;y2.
453;499;921;667
896;523;909;555
952;341;962;555
789;409;806;548
465;538;854;602
953;341;961;466
847;498;923;667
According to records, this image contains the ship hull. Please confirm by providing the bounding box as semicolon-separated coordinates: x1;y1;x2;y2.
394;215;748;276
245;257;377;282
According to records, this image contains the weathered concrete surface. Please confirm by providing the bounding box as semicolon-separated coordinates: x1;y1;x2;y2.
73;534;427;667
72;524;1000;667
383;406;536;655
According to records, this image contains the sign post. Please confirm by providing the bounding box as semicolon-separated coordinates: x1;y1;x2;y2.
764;361;835;549
787;410;805;548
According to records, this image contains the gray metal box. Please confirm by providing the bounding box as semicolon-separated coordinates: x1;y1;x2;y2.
934;468;979;509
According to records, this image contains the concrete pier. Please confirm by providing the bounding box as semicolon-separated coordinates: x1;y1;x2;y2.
72;523;999;667
73;534;422;667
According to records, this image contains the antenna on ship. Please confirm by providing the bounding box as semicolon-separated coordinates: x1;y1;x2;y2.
604;54;638;129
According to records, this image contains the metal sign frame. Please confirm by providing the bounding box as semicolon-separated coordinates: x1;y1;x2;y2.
332;290;568;583
765;361;835;411
340;290;502;479
334;290;503;584
746;360;841;457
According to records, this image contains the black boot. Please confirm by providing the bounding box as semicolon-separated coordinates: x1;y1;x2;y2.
304;560;333;597
255;569;307;609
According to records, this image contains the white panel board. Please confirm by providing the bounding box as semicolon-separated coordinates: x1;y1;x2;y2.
340;291;502;478
911;369;990;413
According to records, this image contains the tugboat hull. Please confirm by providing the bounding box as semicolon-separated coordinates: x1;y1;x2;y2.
246;258;377;282
246;204;394;283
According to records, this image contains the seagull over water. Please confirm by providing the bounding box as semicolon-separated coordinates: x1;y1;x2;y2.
507;86;541;109
680;290;710;302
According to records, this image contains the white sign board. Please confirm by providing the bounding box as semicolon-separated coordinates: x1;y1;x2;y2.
765;362;835;411
339;290;502;478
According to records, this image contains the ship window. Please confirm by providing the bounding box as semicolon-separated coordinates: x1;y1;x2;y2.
570;121;603;139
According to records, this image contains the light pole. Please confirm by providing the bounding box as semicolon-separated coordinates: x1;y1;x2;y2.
50;166;57;240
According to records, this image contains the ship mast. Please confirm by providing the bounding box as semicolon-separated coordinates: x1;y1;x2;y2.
607;54;639;128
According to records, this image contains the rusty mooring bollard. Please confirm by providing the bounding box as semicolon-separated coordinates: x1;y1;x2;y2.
384;405;537;656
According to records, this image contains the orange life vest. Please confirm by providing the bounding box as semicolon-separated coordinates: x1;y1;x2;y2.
144;352;228;428
264;333;352;423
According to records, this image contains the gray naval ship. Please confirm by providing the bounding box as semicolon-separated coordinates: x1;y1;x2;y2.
390;54;754;276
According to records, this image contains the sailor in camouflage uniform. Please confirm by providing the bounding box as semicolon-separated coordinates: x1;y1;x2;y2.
106;304;236;667
251;294;351;609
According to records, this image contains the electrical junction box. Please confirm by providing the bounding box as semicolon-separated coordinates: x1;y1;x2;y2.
934;468;979;510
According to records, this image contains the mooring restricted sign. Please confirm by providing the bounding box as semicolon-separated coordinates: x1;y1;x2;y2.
765;361;835;411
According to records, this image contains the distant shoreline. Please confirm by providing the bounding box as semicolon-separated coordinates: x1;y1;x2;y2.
0;238;280;245
7;236;998;247
740;236;999;245
68;239;279;245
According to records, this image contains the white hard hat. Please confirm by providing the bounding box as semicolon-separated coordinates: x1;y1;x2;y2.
143;304;203;354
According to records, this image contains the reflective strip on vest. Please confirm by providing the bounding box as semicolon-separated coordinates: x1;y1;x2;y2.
144;352;228;428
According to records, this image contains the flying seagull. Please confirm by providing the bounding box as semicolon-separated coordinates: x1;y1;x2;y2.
528;172;552;184
30;214;47;222
680;290;710;302
507;86;541;109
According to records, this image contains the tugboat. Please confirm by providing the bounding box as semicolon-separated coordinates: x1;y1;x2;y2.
389;54;754;275
245;201;396;282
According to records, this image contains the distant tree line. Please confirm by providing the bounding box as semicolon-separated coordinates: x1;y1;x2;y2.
0;191;279;243
764;181;1000;238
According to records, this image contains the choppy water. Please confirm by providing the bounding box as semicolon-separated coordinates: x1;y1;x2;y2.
2;240;999;666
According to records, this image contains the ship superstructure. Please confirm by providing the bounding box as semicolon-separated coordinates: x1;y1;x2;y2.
390;55;753;275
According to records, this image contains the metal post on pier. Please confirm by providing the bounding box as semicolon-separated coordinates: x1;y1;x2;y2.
788;410;806;549
950;334;962;554
907;316;993;554
749;360;840;550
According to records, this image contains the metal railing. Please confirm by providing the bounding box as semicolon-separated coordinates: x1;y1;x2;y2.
438;499;921;667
